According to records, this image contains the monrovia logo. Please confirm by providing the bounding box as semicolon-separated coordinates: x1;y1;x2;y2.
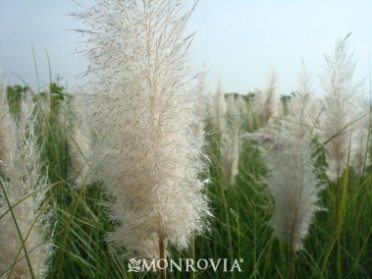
128;258;244;273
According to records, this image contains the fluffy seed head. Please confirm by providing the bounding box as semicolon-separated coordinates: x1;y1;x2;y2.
247;66;324;252
0;79;52;278
265;131;321;252
320;33;367;181
254;71;278;127
75;0;210;260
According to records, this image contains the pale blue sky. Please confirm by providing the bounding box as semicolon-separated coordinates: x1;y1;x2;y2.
0;0;371;95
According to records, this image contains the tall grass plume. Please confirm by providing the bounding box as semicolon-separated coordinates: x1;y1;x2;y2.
0;75;52;279
74;0;210;272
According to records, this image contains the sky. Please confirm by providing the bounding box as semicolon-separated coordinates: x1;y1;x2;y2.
0;0;371;95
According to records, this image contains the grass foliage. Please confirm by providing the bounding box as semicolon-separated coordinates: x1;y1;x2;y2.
1;82;371;278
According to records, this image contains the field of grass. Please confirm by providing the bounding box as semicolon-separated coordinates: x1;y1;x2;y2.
1;81;371;278
1;1;372;278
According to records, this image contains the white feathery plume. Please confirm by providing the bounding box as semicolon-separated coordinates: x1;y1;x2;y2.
209;82;241;187
267;64;323;252
287;63;322;137
0;78;51;278
214;79;227;137
320;33;363;181
191;71;208;146
222;95;241;186
0;75;12;165
254;71;279;128
350;98;370;173
263;129;321;252
74;0;210;262
246;65;323;253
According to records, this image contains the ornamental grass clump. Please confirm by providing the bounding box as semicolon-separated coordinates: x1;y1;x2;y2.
74;0;210;275
0;77;52;279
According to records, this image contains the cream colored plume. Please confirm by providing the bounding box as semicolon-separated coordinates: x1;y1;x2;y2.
74;0;210;261
320;33;368;181
0;77;52;279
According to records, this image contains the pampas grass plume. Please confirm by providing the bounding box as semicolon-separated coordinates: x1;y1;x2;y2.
75;0;210;263
0;76;52;278
320;33;362;181
0;76;12;165
268;66;322;253
264;130;321;252
254;71;278;128
248;65;323;255
222;95;241;186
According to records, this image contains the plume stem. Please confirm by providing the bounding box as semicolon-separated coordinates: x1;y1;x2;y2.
334;177;340;236
159;237;167;279
290;246;296;279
